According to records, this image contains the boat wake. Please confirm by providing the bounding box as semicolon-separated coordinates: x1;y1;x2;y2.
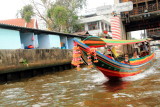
122;59;160;81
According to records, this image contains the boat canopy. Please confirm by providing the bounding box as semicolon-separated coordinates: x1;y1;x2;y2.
82;36;148;48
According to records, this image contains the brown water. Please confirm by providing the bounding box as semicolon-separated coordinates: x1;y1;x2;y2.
0;61;160;107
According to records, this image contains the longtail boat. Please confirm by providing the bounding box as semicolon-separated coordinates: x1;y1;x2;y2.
72;36;155;80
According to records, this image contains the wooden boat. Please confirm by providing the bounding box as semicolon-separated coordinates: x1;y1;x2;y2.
72;36;155;80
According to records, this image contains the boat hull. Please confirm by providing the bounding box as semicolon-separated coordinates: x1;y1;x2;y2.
75;40;155;79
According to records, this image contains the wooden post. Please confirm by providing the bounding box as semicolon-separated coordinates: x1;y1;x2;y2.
145;0;148;11
156;0;159;10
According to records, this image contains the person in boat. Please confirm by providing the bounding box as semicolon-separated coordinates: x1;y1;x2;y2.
146;42;150;55
103;47;115;60
139;42;147;51
140;51;147;57
132;50;139;59
121;54;130;64
133;43;140;55
139;42;149;57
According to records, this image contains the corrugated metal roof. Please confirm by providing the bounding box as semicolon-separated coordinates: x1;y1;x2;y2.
0;23;85;38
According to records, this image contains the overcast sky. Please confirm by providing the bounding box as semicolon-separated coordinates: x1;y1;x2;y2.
0;0;114;20
0;0;141;38
0;0;25;20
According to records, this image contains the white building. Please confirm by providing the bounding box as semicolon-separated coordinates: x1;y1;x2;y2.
79;8;112;37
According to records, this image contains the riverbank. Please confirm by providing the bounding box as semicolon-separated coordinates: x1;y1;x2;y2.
0;49;74;83
0;49;72;74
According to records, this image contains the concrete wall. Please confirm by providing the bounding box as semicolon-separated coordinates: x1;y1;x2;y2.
0;28;21;49
0;49;72;74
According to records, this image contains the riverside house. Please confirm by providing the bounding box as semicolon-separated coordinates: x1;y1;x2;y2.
0;19;83;49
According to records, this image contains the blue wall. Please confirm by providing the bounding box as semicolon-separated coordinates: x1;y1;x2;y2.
0;27;82;49
67;37;74;49
60;36;68;49
49;34;61;48
38;34;50;49
0;28;21;49
20;33;35;49
34;35;39;48
38;34;60;49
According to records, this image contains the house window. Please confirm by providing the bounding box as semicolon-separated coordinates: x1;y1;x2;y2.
88;21;99;30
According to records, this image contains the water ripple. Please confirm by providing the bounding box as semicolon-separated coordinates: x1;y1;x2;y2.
0;59;160;106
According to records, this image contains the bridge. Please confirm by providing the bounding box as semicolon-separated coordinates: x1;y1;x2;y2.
120;0;160;40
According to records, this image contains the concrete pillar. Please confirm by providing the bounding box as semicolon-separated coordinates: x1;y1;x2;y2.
121;21;128;54
85;24;88;31
65;37;69;49
99;21;102;31
107;25;110;32
103;22;106;31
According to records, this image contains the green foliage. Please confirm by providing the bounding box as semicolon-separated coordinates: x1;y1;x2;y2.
20;5;34;23
47;4;81;33
73;23;84;32
19;0;86;33
47;5;69;32
54;0;86;32
55;0;86;11
20;59;28;65
51;6;68;25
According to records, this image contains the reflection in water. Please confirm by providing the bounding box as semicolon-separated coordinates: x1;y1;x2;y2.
0;61;160;106
103;80;131;92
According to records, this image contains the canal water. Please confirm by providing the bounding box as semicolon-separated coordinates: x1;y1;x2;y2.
0;61;160;106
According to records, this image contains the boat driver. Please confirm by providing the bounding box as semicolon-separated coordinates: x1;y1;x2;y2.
121;54;130;64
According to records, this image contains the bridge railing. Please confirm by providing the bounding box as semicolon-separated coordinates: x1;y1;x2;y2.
147;28;160;34
127;0;154;4
121;2;160;19
130;3;158;15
